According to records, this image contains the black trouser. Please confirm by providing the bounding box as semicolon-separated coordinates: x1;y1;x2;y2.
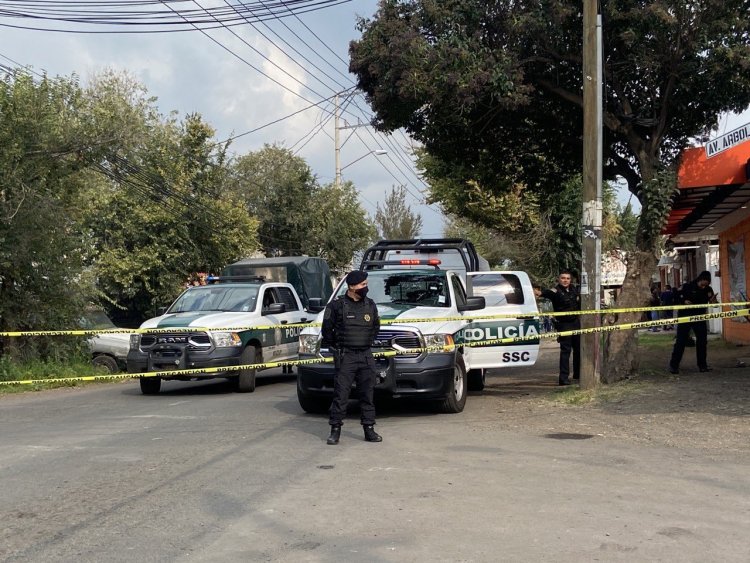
670;320;708;370
329;349;377;427
557;321;580;383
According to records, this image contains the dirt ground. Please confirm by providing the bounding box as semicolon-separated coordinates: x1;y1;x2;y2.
474;331;750;455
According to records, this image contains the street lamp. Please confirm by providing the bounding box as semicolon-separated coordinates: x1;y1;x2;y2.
336;149;387;185
334;92;389;187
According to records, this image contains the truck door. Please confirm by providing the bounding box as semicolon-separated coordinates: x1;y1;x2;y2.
462;272;541;370
260;286;307;361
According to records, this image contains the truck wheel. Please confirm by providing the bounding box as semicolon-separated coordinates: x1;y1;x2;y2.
93;355;119;374
140;376;161;394
234;345;258;393
297;381;330;414
439;356;467;413
468;368;486;391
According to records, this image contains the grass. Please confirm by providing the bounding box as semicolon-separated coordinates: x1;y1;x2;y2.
0;357;119;394
637;330;677;349
549;379;654;405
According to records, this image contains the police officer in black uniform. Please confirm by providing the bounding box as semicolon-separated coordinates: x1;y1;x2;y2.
669;271;716;374
534;270;581;385
323;270;382;445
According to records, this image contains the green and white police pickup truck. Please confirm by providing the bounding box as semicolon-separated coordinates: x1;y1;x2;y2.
127;257;332;395
297;239;540;413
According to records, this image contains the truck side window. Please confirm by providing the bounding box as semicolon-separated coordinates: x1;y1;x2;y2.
261;289;276;310
276;287;299;311
451;275;467;308
469;273;525;305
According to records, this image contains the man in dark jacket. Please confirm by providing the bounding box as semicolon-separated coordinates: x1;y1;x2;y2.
322;270;382;445
534;270;581;385
669;271;716;374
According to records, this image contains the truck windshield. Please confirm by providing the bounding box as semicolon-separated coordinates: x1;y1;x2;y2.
168;286;260;313
335;271;449;307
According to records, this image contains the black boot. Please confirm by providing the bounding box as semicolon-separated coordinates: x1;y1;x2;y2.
363;425;382;442
326;425;341;445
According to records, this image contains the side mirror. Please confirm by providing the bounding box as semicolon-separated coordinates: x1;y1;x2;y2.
457;296;485;312
263;302;286;315
157;306;168;316
307;298;325;314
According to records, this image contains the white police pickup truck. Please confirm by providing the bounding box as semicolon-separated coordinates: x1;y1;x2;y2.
297;239;540;413
127;278;312;394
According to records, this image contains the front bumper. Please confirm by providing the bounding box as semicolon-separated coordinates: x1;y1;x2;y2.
297;351;456;401
127;344;244;379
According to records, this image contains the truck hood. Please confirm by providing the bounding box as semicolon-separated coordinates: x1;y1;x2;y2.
140;311;261;330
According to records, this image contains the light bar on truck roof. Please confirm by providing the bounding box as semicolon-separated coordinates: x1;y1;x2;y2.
359;259;442;269
398;259;442;265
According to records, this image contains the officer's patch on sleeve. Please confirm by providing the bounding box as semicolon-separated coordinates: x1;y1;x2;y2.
324;307;332;320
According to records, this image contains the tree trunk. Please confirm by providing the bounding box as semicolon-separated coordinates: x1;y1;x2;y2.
602;250;657;383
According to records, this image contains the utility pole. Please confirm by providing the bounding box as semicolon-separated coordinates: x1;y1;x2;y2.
334;92;341;188
580;0;602;389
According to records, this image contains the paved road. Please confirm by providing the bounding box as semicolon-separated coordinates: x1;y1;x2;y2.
1;353;749;562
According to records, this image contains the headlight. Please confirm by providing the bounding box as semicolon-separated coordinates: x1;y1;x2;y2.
423;334;455;351
299;334;321;355
130;334;141;350
211;332;242;348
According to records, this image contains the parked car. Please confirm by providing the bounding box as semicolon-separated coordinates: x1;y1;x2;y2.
84;310;130;373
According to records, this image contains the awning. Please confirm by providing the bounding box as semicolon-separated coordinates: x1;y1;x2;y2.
663;140;750;238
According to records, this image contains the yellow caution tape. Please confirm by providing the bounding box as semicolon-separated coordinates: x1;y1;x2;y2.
2;308;744;387
2;301;747;337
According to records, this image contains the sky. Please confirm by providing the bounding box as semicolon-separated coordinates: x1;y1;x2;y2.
1;0;749;232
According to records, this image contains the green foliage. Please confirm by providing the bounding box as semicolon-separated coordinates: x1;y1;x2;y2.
0;72;96;352
228;144;318;256
228;146;376;273
308;181;378;274
0;69;260;341
85;107;258;323
374;185;423;239
635;169;679;249
0;353;112;394
445;175;639;285
351;0;750;251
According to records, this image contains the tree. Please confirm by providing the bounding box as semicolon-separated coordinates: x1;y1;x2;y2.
307;181;378;274
228;146;377;273
0;71;115;358
228;145;318;256
446;177;638;286
374;185;423;239
350;0;750;380
86;109;258;325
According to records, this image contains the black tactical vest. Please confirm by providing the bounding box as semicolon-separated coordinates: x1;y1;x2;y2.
339;297;376;349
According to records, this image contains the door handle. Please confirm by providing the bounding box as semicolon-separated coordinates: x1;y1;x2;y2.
301;318;308;323
280;320;288;325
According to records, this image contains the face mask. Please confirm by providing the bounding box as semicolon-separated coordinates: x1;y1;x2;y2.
355;287;369;298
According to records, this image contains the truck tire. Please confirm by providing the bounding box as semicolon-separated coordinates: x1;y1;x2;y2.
140;376;161;394
438;356;467;413
468;368;486;391
234;346;258;393
297;380;330;414
93;354;119;374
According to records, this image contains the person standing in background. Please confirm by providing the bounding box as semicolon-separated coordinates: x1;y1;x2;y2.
669;271;716;374
534;270;581;385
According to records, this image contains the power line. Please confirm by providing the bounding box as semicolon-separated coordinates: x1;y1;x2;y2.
189;0;339;108
0;0;354;33
0;51;46;78
219;89;349;145
221;0;350;94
